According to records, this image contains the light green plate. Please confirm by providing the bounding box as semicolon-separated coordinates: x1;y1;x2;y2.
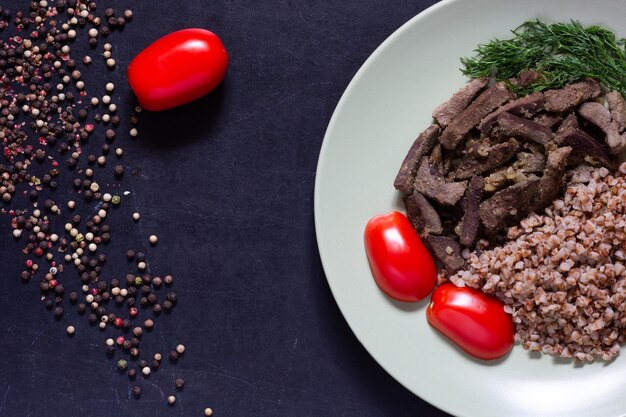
314;0;626;416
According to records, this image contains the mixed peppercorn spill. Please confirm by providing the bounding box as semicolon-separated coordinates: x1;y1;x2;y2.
0;0;210;412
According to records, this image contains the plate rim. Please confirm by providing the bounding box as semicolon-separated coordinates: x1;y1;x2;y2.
313;0;466;415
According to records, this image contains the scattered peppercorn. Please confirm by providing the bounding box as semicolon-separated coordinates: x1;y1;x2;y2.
0;2;191;408
117;359;128;371
175;378;184;390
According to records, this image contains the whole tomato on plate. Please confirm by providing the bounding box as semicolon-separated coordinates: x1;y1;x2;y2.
426;283;515;360
127;28;228;111
364;211;437;302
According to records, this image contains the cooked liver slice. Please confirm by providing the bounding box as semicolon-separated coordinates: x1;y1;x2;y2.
535;146;572;209
413;157;468;206
516;152;546;173
393;125;440;194
607;91;626;132
432;77;489;128
578;101;626;154
439;83;515;150
404;191;442;236
479;175;540;232
459;176;484;247
554;127;615;168
509;70;544;88
422;235;465;273
543;78;602;113
492;112;553;145
533;112;563;130
453;141;518;180
557;112;579;132
478;92;544;133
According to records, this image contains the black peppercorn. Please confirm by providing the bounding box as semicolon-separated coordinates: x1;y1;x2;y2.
175;378;185;390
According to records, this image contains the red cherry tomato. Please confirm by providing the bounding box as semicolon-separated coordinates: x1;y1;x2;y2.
364;211;437;302
426;283;515;360
127;28;228;111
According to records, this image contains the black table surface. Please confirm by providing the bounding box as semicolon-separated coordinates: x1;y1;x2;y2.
0;1;451;416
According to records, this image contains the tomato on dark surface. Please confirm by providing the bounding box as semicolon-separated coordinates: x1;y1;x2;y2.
426;283;515;360
127;28;228;111
364;211;437;302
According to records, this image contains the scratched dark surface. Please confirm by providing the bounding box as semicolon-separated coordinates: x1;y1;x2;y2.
0;1;450;417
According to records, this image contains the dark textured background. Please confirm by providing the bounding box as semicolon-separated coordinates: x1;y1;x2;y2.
0;1;450;416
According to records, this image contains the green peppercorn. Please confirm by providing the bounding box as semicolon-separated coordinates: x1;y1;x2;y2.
117;358;128;371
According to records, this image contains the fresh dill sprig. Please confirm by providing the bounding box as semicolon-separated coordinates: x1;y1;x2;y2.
460;20;626;95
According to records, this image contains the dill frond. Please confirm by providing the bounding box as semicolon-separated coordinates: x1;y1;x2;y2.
461;20;626;95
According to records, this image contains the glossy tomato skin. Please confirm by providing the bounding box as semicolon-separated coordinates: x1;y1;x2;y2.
127;28;228;111
364;211;437;302
426;283;515;360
